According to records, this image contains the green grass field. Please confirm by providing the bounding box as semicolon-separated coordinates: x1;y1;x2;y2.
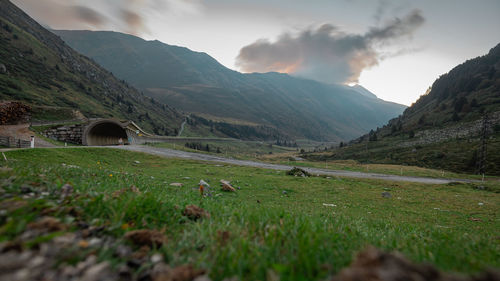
0;148;499;280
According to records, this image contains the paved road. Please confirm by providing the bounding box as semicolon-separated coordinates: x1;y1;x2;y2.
115;145;470;184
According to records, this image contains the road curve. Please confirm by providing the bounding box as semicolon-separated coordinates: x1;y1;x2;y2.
114;145;470;185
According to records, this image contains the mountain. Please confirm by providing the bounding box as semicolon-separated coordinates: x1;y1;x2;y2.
0;0;183;134
350;85;378;99
315;43;500;175
53;30;406;141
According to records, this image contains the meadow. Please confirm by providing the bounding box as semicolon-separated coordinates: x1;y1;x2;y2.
0;148;498;280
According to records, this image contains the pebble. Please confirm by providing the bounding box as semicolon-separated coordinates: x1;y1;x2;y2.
381;191;392;198
151;253;163;264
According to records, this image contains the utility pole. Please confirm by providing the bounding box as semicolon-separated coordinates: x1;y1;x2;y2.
477;113;490;175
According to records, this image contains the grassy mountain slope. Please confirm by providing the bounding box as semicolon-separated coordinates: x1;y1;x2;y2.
54;30;406;141
311;43;500;175
0;0;184;134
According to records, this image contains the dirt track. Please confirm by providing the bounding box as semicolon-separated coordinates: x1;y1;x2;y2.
115;145;471;184
0;124;54;147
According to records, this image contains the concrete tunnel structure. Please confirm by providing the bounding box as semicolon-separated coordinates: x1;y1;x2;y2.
82;119;151;146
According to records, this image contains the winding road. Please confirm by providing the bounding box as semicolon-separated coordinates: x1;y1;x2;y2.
115;145;471;185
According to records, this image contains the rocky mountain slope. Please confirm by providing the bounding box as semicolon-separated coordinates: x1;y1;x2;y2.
0;0;184;135
315;43;500;175
54;30;406;141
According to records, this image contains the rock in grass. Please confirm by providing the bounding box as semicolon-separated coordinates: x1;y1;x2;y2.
381;191;392;198
113;185;141;198
81;261;115;281
20;184;33;194
170;183;183;187
199;180;210;188
182;205;210;221
61;183;73;198
220;180;236;192
151;263;206;281
286;167;310;177
329;246;500;281
124;229;166;247
27;216;66;232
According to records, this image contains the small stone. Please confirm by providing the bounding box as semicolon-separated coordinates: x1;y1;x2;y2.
478;202;484;206
129;185;140;194
61;183;73;198
152;264;205;281
20;184;32;194
134;161;140;164
115;245;132;258
183;205;210;221
151;253;163;263
88;238;102;247
170;183;183;187
199;180;210;188
79;240;90;248
381;192;392;198
81;261;114;281
124;229;166;247
194;275;213;281
28;217;66;232
282;191;287;195
221;181;236;192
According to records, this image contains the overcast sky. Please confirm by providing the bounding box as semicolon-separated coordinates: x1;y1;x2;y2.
12;0;500;105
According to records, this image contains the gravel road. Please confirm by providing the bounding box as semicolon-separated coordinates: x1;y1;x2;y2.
115;145;470;184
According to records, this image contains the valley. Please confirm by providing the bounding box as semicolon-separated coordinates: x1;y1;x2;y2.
0;0;499;280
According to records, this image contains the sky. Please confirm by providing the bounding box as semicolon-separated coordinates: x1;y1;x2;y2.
12;0;500;106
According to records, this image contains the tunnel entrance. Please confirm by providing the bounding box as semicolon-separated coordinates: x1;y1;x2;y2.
83;120;129;146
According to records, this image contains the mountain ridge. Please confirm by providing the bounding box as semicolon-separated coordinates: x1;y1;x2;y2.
313;43;500;175
53;29;406;141
0;0;184;134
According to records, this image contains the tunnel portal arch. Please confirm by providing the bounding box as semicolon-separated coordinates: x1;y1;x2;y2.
83;119;129;146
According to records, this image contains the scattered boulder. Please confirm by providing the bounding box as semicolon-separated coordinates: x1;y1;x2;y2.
286;167;310;177
124;229;166;247
220;180;236;192
381;191;392;198
182;205;210;221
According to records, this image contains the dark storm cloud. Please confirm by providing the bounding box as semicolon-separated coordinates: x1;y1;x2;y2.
236;9;425;84
71;5;105;26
